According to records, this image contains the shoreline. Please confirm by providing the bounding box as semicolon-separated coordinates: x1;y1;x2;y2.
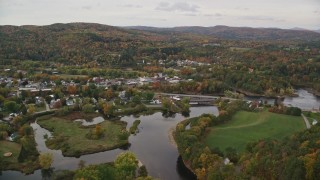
168;127;177;148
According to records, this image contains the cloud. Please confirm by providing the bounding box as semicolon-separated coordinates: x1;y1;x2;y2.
241;16;275;21
235;7;250;11
240;16;286;23
121;4;142;8
204;13;223;17
156;2;199;12
184;13;197;17
82;5;92;10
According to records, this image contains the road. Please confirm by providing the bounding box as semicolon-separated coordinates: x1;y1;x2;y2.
156;93;237;101
301;114;311;129
45;101;50;111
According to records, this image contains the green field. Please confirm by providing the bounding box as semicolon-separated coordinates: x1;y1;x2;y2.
38;114;128;156
205;111;305;152
0;141;40;173
0;141;21;164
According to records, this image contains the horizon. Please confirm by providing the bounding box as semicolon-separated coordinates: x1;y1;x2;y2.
0;22;319;31
0;0;319;30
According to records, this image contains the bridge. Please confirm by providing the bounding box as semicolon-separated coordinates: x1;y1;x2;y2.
156;93;237;105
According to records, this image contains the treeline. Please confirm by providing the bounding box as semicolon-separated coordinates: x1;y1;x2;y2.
175;101;320;179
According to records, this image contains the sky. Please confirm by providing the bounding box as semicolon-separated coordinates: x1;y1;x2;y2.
0;0;319;30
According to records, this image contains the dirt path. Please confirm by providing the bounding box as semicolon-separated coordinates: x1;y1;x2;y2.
214;113;268;130
301;114;311;129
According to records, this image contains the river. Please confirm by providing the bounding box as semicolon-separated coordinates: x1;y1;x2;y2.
0;106;219;180
2;89;319;180
244;89;320;111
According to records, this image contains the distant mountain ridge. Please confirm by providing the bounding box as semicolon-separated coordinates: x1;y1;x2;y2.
1;22;320;64
126;25;320;41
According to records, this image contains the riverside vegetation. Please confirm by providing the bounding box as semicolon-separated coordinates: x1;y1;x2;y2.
174;100;319;179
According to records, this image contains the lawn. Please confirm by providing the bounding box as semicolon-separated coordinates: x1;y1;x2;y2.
205;111;305;152
37;114;128;157
0;141;21;164
0;141;40;173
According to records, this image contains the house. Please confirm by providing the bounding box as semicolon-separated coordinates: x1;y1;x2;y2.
50;99;61;109
119;91;127;100
139;77;153;85
66;98;74;106
150;99;161;104
35;97;44;105
171;96;181;101
312;119;318;126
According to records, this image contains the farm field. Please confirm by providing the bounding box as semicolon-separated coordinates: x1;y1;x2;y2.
205;111;305;152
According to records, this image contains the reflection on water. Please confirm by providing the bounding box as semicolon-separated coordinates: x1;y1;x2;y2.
244;89;320;110
0;106;219;180
283;89;320;110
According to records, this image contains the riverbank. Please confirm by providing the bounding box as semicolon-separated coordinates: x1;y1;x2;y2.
168;127;177;148
306;88;320;97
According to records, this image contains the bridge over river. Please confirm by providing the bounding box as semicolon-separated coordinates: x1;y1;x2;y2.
156;93;237;105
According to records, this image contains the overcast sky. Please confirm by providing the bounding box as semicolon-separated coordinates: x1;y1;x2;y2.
0;0;319;29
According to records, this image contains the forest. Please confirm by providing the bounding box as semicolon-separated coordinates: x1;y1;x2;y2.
1;23;320;96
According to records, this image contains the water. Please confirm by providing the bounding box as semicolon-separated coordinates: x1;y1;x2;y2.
2;89;318;179
283;89;320;110
244;89;320;111
1;106;219;180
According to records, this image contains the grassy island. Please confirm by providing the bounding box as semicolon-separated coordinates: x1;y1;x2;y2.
37;112;129;157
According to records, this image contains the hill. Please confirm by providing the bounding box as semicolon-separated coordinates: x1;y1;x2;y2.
0;23;214;65
127;25;320;41
1;23;320;65
0;23;172;65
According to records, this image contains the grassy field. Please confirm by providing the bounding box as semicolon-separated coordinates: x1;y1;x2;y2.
38;114;128;156
205;111;305;152
0;141;21;164
0;141;40;173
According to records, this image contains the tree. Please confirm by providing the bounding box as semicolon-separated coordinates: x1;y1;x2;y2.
67;85;77;95
105;89;114;100
103;103;115;117
74;165;101;180
142;91;154;102
138;165;148;177
28;104;36;114
39;153;53;170
19;124;33;136
132;95;141;104
115;152;138;179
82;104;95;113
4;101;19;112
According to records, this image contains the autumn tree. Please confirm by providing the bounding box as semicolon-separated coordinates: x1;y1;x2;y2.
115;152;138;179
67;85;77;95
28;104;36;114
103;103;115;117
39;153;53;169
